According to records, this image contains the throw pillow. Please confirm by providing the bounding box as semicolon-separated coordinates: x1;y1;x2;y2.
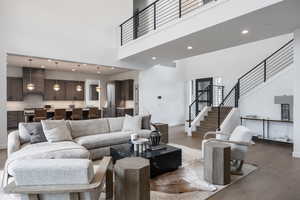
19;122;45;144
41;120;72;143
29;125;48;144
43;125;72;143
122;115;142;132
141;115;151;130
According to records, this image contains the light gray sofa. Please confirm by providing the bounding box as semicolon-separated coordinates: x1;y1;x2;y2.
7;117;153;163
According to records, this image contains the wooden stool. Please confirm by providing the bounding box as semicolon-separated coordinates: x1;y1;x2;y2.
204;141;231;185
115;157;150;200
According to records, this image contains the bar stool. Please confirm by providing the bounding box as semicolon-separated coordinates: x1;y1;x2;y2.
54;109;66;120
34;108;47;122
88;107;99;119
71;108;83;120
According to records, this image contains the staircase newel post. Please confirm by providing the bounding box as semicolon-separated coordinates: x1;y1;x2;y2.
189;105;191;127
179;0;182;18
235;81;240;108
217;106;221;131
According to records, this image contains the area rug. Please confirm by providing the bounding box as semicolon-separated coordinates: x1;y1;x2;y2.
0;144;257;200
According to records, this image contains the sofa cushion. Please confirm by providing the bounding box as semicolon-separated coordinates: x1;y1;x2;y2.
122;115;142;132
29;125;48;144
44;125;73;143
11;159;94;186
141;115;151;130
107;117;125;132
69;119;109;138
136;129;152;138
19;122;44;144
74;132;132;150
7;141;90;176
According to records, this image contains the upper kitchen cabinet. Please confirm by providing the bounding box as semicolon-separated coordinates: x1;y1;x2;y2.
23;68;45;95
123;79;134;100
44;79;66;100
65;81;85;101
7;77;23;101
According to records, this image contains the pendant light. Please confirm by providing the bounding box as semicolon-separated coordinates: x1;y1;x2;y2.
26;58;35;91
76;64;82;92
96;67;100;93
53;62;60;91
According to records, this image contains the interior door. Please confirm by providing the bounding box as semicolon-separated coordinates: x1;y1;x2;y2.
195;78;213;114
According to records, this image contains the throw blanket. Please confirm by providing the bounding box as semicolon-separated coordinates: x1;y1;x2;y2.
1;141;89;187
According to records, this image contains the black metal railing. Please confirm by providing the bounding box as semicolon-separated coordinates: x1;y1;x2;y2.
188;84;224;127
217;39;294;130
120;0;215;46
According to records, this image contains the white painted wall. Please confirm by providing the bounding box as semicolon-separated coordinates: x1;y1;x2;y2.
293;29;300;158
239;65;294;141
178;34;293;95
0;0;134;148
139;65;185;126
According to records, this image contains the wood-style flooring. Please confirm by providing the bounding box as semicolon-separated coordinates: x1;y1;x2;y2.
1;125;300;200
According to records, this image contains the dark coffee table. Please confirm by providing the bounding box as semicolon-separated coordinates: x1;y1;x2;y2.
110;143;182;178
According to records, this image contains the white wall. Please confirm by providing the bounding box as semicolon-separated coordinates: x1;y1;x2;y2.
178;34;293;95
293;29;300;158
0;0;133;148
139;65;185;126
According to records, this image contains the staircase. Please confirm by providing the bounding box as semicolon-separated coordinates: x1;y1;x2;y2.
196;107;232;135
188;39;294;135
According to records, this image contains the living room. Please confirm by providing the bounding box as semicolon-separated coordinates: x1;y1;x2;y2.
1;0;300;200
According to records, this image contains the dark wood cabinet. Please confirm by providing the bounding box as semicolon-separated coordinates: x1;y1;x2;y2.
44;79;66;100
45;80;84;101
7;111;24;129
65;81;84;101
23;68;45;95
116;108;134;117
7;77;23;101
123;79;134;100
115;79;134;107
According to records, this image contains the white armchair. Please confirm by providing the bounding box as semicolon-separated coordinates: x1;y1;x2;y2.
202;126;253;174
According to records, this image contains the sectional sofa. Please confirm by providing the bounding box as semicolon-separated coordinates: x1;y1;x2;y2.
7;116;154;171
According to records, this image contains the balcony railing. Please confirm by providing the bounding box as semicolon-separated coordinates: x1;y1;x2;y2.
120;0;214;46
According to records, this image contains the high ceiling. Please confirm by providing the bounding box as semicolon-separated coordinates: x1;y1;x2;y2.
7;54;133;76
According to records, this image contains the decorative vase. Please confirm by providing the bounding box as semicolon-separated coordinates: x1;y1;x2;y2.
150;130;161;146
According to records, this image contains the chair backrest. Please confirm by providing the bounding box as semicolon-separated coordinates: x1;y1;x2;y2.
229;126;252;143
89;107;99;119
35;108;47;118
72;108;83;116
54;109;66;120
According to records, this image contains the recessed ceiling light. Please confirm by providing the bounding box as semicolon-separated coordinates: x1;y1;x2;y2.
41;65;45;68
72;68;76;72
47;59;52;62
187;46;193;50
97;71;101;74
83;64;87;66
241;29;249;35
152;57;157;60
112;67;115;69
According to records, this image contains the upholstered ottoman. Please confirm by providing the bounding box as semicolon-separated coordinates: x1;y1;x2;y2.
4;158;113;200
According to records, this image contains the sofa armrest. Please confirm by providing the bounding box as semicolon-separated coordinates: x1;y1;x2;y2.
206;138;252;146
7;131;21;156
203;131;230;140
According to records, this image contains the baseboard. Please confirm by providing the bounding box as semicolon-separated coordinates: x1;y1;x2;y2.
292;151;300;158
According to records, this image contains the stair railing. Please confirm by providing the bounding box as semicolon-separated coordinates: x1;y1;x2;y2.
188;84;224;127
217;39;294;130
120;0;215;46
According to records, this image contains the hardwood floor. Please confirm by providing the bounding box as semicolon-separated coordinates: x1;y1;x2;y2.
1;126;300;200
169;126;300;200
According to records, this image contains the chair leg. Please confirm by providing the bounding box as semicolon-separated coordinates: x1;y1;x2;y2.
231;160;244;175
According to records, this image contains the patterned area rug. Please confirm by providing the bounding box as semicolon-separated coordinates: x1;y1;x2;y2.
0;144;257;200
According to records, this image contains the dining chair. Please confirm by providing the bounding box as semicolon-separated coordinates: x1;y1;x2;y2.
34;108;47;122
71;108;83;120
54;109;66;120
88;107;99;119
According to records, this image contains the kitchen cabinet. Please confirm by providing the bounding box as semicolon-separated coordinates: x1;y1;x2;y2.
7;111;24;129
65;81;85;101
44;79;66;100
116;108;134;117
7;77;23;101
90;85;99;101
23;68;45;95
